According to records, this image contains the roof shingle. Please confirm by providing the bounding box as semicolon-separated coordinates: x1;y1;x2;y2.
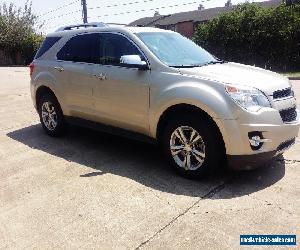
129;0;282;27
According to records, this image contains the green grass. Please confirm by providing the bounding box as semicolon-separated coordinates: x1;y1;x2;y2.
281;72;300;78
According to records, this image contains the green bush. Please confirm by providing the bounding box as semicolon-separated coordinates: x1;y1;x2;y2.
193;3;300;71
0;1;43;65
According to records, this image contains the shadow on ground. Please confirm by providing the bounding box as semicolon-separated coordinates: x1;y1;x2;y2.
7;124;286;199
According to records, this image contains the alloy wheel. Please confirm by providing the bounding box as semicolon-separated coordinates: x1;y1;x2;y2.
41;101;58;131
170;126;206;171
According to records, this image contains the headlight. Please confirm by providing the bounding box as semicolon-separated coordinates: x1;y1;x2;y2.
225;84;271;112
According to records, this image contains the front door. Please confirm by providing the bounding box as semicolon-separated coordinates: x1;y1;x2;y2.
92;33;150;134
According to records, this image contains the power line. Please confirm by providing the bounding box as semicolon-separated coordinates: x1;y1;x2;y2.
38;0;80;17
40;0;214;31
88;0;155;10
38;9;82;24
95;1;199;18
40;0;209;23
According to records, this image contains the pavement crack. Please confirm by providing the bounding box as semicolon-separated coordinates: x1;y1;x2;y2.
135;181;228;249
276;158;300;164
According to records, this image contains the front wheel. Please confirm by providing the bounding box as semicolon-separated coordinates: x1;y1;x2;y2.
162;115;225;179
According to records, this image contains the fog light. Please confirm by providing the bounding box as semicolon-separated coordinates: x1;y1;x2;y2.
249;135;262;147
248;132;264;150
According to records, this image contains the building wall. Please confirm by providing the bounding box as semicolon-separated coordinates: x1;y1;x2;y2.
175;21;194;38
156;21;198;38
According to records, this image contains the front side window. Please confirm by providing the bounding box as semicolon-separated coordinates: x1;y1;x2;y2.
136;32;218;67
99;33;144;66
57;33;100;63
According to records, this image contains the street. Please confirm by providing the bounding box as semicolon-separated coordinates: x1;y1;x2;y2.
0;67;299;249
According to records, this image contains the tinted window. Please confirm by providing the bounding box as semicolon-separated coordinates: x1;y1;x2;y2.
57;33;100;63
99;33;144;65
35;37;61;59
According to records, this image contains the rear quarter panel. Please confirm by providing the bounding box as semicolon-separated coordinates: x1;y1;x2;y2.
31;59;68;115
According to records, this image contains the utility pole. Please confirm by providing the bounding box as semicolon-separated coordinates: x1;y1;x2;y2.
81;0;88;23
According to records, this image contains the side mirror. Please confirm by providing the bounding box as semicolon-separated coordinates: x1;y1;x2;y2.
120;55;149;70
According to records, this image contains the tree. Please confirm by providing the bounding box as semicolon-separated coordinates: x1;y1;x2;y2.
193;3;300;71
286;0;300;6
225;0;232;7
198;4;205;10
154;11;160;16
0;1;43;65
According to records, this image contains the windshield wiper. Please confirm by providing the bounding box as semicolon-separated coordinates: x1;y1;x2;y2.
191;60;226;67
202;60;226;66
171;60;226;68
171;65;198;68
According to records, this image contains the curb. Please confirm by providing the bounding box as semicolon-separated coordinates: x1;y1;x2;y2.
288;77;300;80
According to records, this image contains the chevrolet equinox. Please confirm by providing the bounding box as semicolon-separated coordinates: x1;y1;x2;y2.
30;23;300;178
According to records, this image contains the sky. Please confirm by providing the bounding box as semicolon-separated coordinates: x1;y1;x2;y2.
7;0;262;34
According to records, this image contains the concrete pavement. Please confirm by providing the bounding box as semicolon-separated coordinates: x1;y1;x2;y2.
0;67;299;249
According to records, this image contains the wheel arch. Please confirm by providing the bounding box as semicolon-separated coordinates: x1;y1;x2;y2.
35;85;59;111
32;70;66;112
155;103;227;152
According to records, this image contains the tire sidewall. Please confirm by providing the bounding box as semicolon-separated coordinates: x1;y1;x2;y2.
162;115;223;178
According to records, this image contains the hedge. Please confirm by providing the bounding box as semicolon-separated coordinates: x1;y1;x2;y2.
193;3;300;72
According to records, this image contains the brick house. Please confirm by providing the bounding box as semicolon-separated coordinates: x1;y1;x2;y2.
129;0;282;38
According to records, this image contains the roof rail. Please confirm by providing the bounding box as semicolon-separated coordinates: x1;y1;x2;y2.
55;22;108;32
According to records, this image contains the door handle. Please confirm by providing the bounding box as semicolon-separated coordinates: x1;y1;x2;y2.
93;73;107;80
54;66;64;72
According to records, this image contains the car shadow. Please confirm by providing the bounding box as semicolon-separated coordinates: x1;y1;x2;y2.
7;124;286;199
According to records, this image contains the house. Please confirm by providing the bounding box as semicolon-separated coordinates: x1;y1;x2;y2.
129;0;282;38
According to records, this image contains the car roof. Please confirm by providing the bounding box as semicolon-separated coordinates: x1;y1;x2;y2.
46;25;174;37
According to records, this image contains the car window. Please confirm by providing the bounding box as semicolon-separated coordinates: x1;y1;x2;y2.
99;33;144;66
35;37;61;59
57;33;100;64
137;32;217;67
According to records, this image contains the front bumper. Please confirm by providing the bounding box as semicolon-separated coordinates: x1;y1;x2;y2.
218;108;300;170
227;138;295;170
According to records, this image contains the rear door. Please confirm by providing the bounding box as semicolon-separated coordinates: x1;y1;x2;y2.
56;33;100;118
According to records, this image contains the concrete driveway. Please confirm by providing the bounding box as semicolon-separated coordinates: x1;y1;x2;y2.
0;67;299;249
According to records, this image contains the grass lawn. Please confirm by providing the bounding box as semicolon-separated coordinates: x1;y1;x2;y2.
281;72;300;78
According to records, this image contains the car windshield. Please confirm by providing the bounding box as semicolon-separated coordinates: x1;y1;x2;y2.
136;32;219;68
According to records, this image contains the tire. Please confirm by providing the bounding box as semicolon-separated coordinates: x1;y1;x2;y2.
38;93;65;137
161;114;225;179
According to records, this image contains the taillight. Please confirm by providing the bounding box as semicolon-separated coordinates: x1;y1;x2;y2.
29;62;35;77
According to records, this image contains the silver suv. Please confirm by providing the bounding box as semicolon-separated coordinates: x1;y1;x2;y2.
30;23;299;178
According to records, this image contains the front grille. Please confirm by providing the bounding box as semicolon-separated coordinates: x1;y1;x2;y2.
277;138;295;152
279;107;297;123
273;88;292;99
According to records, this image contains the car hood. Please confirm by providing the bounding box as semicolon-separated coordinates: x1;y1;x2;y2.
178;62;290;96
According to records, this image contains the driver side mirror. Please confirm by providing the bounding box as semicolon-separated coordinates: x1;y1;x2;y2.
120;55;149;70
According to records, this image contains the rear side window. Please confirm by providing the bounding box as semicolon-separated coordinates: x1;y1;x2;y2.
35;37;61;59
57;33;100;63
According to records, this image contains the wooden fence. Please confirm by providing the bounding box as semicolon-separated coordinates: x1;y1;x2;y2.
0;50;24;66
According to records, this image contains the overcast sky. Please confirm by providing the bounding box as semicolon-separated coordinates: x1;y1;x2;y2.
7;0;262;33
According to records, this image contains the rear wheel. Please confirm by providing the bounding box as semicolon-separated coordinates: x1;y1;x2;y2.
38;93;65;137
161;114;225;179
